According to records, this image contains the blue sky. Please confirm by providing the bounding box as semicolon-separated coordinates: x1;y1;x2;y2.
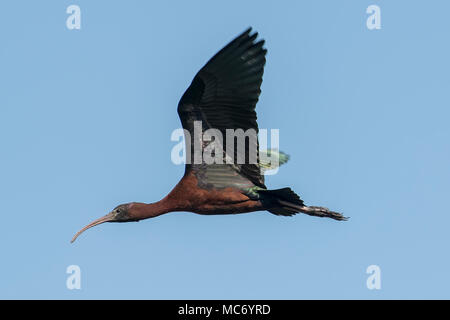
1;0;449;299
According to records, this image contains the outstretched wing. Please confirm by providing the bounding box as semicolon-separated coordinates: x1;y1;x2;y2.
177;28;267;189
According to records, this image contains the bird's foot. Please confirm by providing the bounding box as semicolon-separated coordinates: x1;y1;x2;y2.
300;206;348;221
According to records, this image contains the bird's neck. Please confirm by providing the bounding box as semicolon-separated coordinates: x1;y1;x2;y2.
129;199;172;220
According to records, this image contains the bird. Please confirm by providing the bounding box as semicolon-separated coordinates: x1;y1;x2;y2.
71;28;346;243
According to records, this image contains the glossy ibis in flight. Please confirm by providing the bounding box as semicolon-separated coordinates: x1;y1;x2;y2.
71;28;346;243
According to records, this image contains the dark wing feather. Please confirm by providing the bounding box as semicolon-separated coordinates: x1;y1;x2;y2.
178;28;267;189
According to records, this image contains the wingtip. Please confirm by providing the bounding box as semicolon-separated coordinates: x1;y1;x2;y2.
248;32;258;42
237;27;252;39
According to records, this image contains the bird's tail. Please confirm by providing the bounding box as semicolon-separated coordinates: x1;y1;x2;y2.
257;188;347;221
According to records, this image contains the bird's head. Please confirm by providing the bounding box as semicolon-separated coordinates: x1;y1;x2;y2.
71;202;145;243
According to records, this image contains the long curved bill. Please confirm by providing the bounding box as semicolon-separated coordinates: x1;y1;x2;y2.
71;212;114;243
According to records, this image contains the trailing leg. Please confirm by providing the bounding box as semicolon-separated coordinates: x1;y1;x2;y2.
257;187;347;221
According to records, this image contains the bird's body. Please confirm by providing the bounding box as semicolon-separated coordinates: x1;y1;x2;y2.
167;172;263;215
71;28;346;243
